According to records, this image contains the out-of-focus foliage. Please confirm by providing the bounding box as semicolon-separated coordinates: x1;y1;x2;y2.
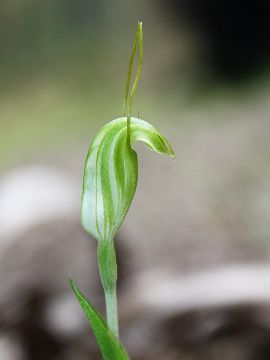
1;0;102;79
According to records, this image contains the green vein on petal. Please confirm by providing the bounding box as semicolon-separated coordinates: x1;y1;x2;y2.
81;117;174;242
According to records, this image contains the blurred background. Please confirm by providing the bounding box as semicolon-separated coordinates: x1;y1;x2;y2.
1;0;270;359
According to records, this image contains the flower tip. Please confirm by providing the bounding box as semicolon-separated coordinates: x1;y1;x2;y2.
167;146;175;160
169;150;175;160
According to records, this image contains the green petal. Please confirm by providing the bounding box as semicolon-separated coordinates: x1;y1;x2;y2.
81;117;174;242
69;277;130;360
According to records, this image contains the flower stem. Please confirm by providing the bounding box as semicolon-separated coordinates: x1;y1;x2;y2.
105;286;119;338
97;240;119;339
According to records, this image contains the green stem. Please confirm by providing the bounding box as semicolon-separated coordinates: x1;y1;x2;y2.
97;241;119;339
105;287;119;338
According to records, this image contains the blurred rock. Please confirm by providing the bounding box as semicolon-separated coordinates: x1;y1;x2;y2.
0;220;102;360
0;165;79;246
0;334;23;360
122;267;270;360
2;126;270;360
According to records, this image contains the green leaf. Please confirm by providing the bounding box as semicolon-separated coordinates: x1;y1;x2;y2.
81;117;175;242
69;277;130;360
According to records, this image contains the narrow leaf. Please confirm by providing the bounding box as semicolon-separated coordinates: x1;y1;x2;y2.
69;277;130;360
81;117;174;242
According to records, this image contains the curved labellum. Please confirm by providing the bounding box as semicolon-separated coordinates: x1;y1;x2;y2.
81;117;174;242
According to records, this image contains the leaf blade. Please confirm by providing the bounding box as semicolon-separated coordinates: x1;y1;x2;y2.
69;277;130;360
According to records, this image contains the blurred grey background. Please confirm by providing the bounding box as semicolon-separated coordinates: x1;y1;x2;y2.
1;1;270;359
